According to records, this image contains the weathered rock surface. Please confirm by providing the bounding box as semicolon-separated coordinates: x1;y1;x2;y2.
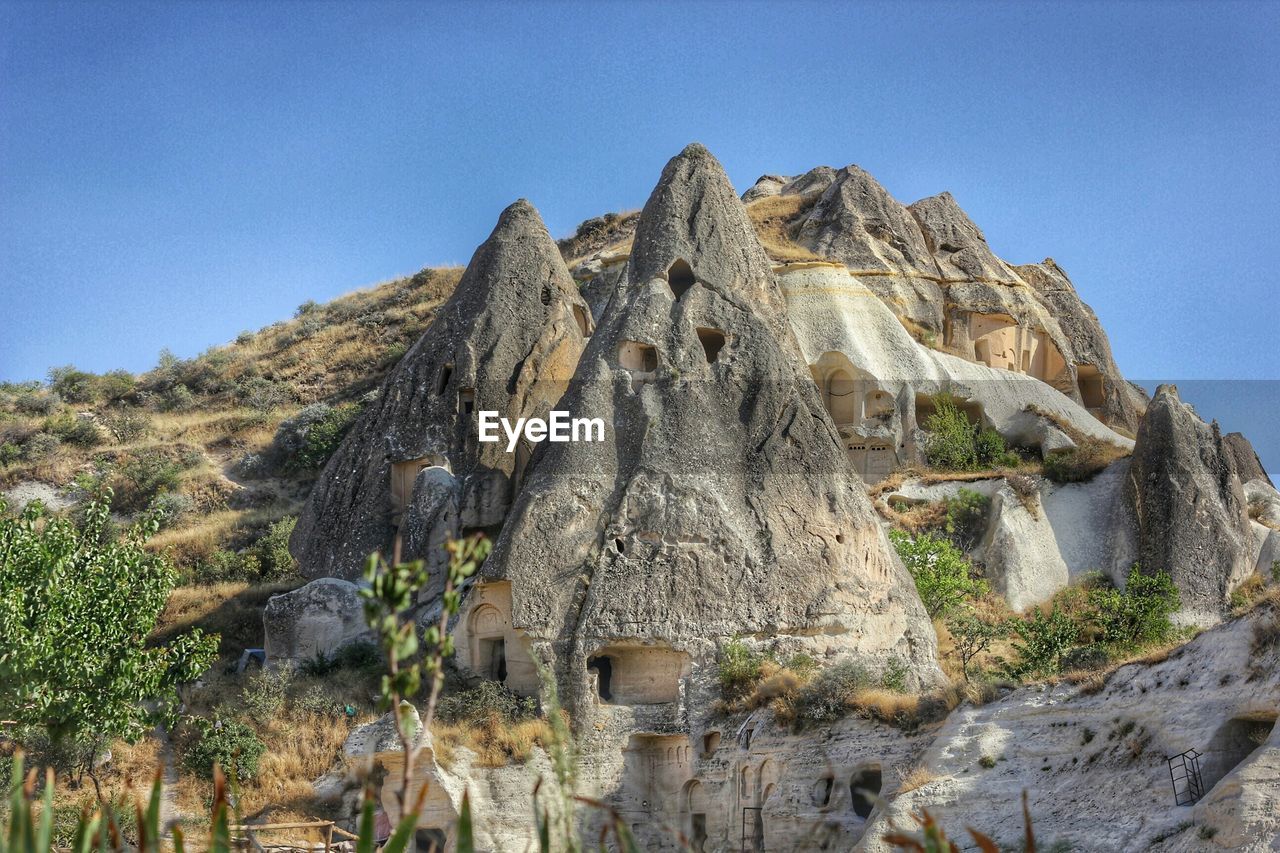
777;263;1132;478
794;166;938;278
291;200;591;580
1124;385;1254;623
263;578;370;666
1017;258;1148;429
975;481;1069;611
908;192;1019;285
474;144;944;717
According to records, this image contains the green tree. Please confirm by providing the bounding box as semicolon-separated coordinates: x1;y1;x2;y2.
890;529;989;618
946;608;1010;680
0;492;217;797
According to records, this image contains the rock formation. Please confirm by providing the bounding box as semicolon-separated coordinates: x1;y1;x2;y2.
467;144;943;719
290;200;591;580
1124;385;1255;622
1224;431;1272;487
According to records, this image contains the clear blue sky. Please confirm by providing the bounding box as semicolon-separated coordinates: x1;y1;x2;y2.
2;0;1277;388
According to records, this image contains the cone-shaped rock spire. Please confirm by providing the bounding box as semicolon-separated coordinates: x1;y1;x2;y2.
469;145;942;713
291;199;591;580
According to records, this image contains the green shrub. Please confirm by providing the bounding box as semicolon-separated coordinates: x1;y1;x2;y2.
0;442;20;466
1089;566;1180;650
237;376;288;413
43;412;103;447
273;402;363;472
436;680;538;724
1060;644;1110;672
241;668;292;724
889;529;989;618
249;516;297;579
299;640;381;677
923;395;978;470
794;660;874;726
96;370;137;402
184;716;265;781
943;488;990;550
101;405;150;443
717;639;765;701
189;549;260;584
979;754;997;769
21;432;61;460
922;395;1017;471
112;455;187;511
159;383;197;412
47;365;100;404
1003;606;1081;679
881;656;909;693
15;390;60;415
149;491;195;528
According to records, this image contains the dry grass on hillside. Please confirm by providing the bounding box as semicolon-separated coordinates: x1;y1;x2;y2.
744;193;826;263
155;581;299;658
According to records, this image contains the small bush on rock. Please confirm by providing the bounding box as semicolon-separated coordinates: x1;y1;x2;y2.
436;680;538;724
794;660;874;726
1003;606;1080;679
718;639;765;701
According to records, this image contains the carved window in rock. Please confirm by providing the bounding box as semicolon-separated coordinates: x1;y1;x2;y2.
849;764;883;818
587;655;614;701
470;603;508;685
1200;714;1276;792
458;388;476;417
619;341;659;391
701;730;721;757
812;776;834;807
666;259;695;301
683;780;709;853
696;328;727;364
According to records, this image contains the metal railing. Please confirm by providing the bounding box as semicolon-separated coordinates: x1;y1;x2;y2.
1166;748;1205;806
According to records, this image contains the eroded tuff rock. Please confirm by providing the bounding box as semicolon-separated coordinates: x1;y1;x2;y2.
861;605;1280;853
471;144;943;717
794;166;938;278
1017;258;1148;430
1125;385;1254;622
291;200;591;580
1225;431;1272;487
908;192;1020;285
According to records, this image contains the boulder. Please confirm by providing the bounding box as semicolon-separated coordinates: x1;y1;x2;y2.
1124;385;1255;622
291;200;591;580
263;578;370;667
476;144;944;714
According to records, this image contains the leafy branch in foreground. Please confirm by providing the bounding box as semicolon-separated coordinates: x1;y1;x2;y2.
359;535;491;816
